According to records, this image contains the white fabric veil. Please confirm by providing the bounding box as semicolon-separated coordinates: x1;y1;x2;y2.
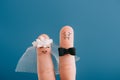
15;43;80;75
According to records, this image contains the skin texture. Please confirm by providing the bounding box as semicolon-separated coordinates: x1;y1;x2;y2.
59;26;76;80
37;26;76;80
37;34;55;80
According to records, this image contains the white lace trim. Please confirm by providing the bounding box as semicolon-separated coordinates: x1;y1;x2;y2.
32;36;53;48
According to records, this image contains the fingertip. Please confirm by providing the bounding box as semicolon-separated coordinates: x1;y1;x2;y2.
38;34;50;39
60;25;74;48
60;25;74;33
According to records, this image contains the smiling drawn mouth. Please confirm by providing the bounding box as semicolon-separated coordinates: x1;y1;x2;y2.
42;50;47;54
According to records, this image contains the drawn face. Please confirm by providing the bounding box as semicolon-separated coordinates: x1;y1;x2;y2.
63;31;72;40
60;26;74;48
40;46;51;54
37;46;51;55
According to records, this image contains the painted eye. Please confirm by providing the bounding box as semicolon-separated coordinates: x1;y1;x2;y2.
39;47;44;49
63;32;66;35
47;46;50;48
68;32;71;36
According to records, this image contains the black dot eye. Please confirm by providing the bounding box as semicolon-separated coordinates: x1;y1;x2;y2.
47;47;50;48
39;47;44;49
68;32;71;36
63;32;66;35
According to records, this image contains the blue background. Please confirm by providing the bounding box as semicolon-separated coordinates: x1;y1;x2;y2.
0;0;120;80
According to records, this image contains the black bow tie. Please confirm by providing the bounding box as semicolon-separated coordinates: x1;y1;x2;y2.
58;47;76;56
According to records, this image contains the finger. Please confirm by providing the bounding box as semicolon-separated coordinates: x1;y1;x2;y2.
37;34;55;80
59;26;76;80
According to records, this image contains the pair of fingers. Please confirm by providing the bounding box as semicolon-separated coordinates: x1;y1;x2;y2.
37;26;76;80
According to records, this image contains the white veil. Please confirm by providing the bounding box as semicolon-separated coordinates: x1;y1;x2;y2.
15;43;80;75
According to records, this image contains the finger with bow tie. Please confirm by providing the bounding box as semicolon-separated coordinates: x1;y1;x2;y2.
59;26;76;80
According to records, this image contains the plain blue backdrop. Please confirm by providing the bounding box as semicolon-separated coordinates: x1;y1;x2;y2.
0;0;120;80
